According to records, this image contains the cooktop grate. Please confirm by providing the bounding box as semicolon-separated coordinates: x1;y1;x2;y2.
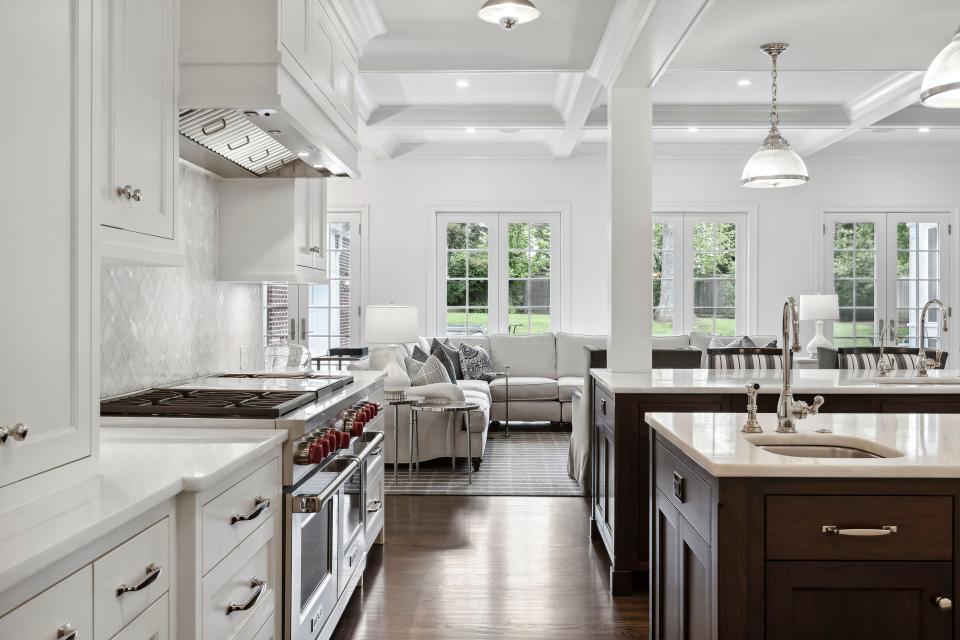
101;388;318;418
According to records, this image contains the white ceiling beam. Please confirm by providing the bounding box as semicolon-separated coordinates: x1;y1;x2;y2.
366;105;564;129
872;103;960;128
803;71;924;155
358;123;399;160
552;73;603;158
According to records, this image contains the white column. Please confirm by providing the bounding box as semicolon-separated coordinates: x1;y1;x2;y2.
608;86;653;373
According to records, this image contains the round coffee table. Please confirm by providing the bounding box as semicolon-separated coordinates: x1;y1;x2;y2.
411;401;481;484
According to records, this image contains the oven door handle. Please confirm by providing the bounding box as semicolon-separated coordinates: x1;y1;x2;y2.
291;458;360;513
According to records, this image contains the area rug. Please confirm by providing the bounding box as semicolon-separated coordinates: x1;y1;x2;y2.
383;430;584;497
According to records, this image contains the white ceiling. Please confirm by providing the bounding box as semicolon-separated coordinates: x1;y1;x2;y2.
361;0;617;72
358;0;960;160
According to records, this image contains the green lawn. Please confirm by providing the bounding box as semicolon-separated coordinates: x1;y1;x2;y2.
445;311;551;335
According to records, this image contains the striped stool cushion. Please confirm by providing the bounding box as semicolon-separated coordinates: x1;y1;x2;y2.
708;348;784;370
840;352;920;371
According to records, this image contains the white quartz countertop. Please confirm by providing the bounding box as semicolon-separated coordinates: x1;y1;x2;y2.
0;428;286;595
647;411;960;478
591;367;960;394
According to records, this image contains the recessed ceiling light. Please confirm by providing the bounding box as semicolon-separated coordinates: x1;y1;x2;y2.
687;127;699;133
456;79;470;89
919;126;932;133
313;164;323;169
737;79;752;87
297;151;309;157
466;127;477;134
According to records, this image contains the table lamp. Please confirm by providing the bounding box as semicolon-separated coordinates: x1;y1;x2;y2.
799;294;840;357
364;305;419;391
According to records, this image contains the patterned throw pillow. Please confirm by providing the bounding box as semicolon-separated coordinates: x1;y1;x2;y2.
458;342;493;380
708;349;784;370
405;356;424;378
841;353;920;371
410;355;452;386
430;339;460;381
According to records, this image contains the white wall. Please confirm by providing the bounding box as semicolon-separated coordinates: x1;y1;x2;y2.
329;148;960;345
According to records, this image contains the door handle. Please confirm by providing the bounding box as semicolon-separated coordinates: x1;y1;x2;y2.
821;525;897;536
289;318;296;341
116;563;162;596
226;578;266;615
301;318;307;341
231;497;270;525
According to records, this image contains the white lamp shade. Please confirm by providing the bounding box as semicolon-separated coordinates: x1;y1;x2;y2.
799;294;840;321
364;305;419;344
921;32;960;108
740;130;809;189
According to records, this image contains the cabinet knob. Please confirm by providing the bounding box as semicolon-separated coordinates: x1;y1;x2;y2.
936;596;953;611
131;188;143;202
117;185;134;200
310;246;321;254
57;625;78;640
0;423;28;444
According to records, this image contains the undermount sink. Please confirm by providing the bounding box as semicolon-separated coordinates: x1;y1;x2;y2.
863;375;960;385
757;444;883;458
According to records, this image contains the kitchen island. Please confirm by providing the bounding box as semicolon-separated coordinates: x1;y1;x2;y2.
647;410;960;640
588;367;960;594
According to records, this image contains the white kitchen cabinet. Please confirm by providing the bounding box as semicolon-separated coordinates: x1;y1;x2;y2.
94;0;182;265
111;594;169;640
219;178;328;283
333;38;359;127
0;567;93;640
0;0;96;497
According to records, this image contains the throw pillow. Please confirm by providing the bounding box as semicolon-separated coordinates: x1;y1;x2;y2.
458;342;493;380
411;345;430;363
410;355;452;386
430;338;461;380
405;356;424;378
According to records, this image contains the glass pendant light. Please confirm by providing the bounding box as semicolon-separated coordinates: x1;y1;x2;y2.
921;27;960;108
477;0;541;30
741;43;809;189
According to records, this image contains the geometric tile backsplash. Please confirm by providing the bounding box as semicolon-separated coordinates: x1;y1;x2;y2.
101;163;263;397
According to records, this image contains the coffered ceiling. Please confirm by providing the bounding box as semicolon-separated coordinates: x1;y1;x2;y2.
358;0;960;160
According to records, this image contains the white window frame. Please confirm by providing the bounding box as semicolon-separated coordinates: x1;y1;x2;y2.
819;208;954;354
652;207;756;336
429;205;570;336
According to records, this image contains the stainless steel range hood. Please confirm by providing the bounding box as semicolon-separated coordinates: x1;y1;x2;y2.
178;108;343;178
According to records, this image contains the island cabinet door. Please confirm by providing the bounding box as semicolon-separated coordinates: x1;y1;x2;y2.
654;489;712;640
765;561;953;640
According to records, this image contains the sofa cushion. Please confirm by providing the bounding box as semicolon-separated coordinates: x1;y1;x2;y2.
652;335;691;349
409;355;452;385
489;333;557;378
489;376;558;401
457;379;491;401
558;376;584;402
432;338;463;379
458;342;494;380
556;332;607;378
429;340;459;381
411;345;430;363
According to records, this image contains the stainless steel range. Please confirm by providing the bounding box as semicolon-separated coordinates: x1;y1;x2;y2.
100;371;386;640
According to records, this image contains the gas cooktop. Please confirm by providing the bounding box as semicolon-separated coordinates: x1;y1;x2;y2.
100;388;318;418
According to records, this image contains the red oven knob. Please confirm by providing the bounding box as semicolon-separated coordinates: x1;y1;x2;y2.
337;430;350;448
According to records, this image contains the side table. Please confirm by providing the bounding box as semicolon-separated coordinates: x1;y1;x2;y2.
411;401;481;484
489;368;510;437
387;397;419;485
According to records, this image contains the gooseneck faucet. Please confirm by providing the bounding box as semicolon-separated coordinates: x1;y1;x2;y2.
777;296;825;433
917;299;949;377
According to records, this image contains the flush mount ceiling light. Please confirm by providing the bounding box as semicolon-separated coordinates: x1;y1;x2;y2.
737;78;753;87
456;79;471;88
740;42;809;189
921;27;960;107
477;0;540;30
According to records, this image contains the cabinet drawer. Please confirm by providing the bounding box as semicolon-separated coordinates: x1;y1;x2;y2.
654;442;711;544
0;566;92;640
594;384;614;425
94;518;171;640
366;455;385;548
766;495;953;561
203;514;278;640
111;593;169;640
251;612;277;640
203;457;281;574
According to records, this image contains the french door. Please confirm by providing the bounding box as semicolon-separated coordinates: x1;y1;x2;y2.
435;212;561;335
822;212;951;353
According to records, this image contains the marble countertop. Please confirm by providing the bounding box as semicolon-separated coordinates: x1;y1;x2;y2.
0;428;286;595
591;368;960;394
647;411;960;478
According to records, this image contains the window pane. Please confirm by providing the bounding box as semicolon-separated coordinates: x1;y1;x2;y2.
447;251;467;278
530;223;551;250
309;283;329;306
833;252;853;278
834;223;854;249
467;308;488;335
854;223;875;249
853;251;873;278
467;252;488;278
693;279;715;307
446;308;466;334
309;308;329;334
835;280;853;307
529;279;550;306
718;280;736;307
509;280;527;306
467;224;488;249
917;251;938;279
693;253;715;278
509;250;529;277
531;251;550;277
854;280;875;306
446;281;466;306
468;279;488;306
653;307;674;335
329;309;343;337
509;223;529;249
897;251;913;277
447;223;467;249
692;310;716;334
529;308;550;335
508;307;529;335
309;337;329;357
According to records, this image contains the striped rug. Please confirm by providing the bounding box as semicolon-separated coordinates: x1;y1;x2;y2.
383;430;584;497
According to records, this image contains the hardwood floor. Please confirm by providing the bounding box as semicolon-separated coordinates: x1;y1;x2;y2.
334;495;649;639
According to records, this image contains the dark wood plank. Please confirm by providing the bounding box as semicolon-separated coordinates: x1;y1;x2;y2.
333;495;650;640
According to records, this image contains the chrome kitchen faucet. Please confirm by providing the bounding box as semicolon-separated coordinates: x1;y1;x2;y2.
777;296;825;433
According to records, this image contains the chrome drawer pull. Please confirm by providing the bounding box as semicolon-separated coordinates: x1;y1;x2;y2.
370;446;384;456
57;624;78;640
226;578;266;615
231;497;270;525
821;525;897;536
935;596;953;611
600;399;607;415
116;563;162;597
367;499;383;514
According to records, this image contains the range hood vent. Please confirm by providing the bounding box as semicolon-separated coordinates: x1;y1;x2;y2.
178;108;336;178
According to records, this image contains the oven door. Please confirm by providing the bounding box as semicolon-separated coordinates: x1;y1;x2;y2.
288;488;340;640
